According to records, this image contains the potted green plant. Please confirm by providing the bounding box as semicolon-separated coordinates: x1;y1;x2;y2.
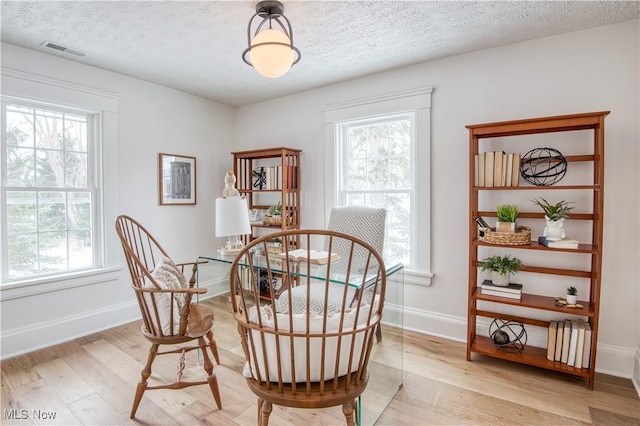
495;204;519;233
566;285;578;304
266;202;282;226
532;198;574;240
478;255;523;286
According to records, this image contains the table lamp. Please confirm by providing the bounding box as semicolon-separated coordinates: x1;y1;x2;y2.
215;171;252;255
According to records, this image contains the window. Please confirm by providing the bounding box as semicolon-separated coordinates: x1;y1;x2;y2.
336;114;414;265
2;100;100;282
324;87;433;284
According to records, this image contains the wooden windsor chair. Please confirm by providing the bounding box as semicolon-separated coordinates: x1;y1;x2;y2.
115;215;222;419
229;229;386;426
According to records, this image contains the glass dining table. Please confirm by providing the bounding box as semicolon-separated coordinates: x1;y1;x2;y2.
196;252;405;425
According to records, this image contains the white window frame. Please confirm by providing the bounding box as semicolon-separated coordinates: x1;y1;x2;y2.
0;68;120;298
324;87;433;286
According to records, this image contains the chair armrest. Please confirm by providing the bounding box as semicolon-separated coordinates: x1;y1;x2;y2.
175;260;209;287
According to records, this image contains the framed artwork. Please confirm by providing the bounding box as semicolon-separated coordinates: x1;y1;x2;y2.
158;153;196;205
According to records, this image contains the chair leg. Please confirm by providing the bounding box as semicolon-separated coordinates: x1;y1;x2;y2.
130;343;158;418
342;400;356;426
375;323;383;343
260;400;272;426
199;337;222;410
206;330;221;365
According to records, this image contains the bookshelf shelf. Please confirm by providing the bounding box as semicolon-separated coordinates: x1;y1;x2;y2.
466;111;609;390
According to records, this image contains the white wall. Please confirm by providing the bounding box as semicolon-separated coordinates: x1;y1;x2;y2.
233;20;640;378
0;42;235;358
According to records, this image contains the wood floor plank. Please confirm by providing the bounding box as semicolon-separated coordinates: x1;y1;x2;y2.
33;358;94;405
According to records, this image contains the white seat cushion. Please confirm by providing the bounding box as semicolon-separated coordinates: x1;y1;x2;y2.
144;256;187;334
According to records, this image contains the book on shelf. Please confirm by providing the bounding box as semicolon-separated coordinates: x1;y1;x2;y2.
478;152;485;187
582;323;592;368
538;236;580;249
574;319;587;369
480;280;522;294
547;320;558;361
275;249;340;265
511;152;520;186
480;288;521;300
554;321;564;361
505;153;513;187
494;151;504;187
567;319;579;366
561;319;571;363
474;154;479;187
484;151;494;187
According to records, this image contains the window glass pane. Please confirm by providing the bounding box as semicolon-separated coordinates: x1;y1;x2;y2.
69;230;92;269
68;192;92;229
390;156;410;189
39;231;68;273
7;233;38;278
366;157;389;188
38;191;67;231
6;107;34;147
65;152;88;188
36;149;64;187
64;115;88;152
35;110;64;150
6;147;35;186
346;159;366;190
7;191;37;232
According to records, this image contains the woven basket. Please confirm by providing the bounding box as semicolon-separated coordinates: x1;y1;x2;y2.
265;215;282;226
483;226;531;246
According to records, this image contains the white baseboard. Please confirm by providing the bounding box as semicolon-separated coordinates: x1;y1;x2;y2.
1;300;139;360
632;349;640;397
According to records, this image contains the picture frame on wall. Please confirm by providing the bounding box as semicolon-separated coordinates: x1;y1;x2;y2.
158;153;196;205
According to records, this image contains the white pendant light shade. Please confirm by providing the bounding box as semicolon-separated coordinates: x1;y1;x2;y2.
242;1;301;78
250;29;295;78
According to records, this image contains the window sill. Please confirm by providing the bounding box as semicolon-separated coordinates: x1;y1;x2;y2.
0;267;122;301
404;269;433;287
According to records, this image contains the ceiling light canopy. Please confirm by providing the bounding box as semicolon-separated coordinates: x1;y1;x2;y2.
242;1;301;78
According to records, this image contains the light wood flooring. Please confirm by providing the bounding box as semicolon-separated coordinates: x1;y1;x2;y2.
2;295;638;425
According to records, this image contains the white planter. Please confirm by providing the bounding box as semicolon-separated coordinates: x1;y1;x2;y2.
496;221;516;233
543;216;565;240
491;271;510;287
566;294;578;304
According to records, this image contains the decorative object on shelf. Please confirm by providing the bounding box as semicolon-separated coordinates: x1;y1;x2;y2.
566;286;578;304
520;147;568;186
158;152;196;205
265;201;283;225
495;204;519;233
532;197;574;240
242;1;301;78
482;226;531;246
252;167;267;190
489;318;527;353
215;171;252;255
478;255;523;287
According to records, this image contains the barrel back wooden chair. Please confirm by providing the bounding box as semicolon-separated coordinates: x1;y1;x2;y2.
230;229;386;426
115;215;222;419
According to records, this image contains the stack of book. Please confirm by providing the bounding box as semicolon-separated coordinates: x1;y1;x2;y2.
546;319;592;368
480;279;522;300
538;236;579;249
473;151;521;187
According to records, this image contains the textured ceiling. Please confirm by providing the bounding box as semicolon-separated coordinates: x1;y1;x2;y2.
1;1;639;106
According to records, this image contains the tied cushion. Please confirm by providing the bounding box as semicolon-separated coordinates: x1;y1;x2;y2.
243;297;378;383
144;256;188;335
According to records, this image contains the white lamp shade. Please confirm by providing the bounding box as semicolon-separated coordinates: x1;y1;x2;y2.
249;28;294;78
215;197;252;237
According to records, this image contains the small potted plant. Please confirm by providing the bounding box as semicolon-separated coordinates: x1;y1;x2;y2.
496;204;519;233
566;286;578;304
266;202;282;226
532;198;574;240
478;255;523;286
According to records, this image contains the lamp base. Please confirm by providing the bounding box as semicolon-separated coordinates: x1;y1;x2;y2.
218;247;243;256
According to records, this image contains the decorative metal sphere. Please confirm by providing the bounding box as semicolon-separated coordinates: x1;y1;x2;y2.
520;147;567;186
489;318;527;353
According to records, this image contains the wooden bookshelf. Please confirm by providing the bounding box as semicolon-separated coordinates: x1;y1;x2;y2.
466;111;609;389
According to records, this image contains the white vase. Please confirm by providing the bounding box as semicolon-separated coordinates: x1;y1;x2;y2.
491;271;510;287
543;216;565;240
566;294;578;304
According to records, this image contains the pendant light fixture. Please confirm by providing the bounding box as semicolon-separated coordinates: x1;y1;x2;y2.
242;1;301;78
